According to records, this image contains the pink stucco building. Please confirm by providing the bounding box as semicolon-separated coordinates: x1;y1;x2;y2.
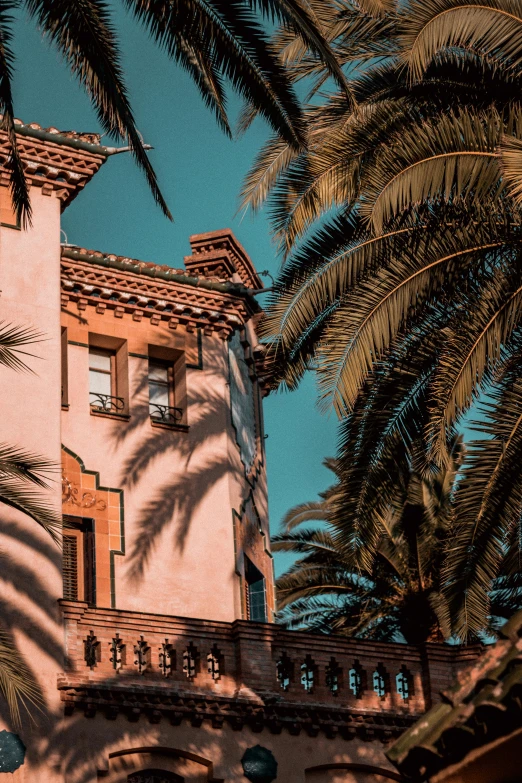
0;121;484;783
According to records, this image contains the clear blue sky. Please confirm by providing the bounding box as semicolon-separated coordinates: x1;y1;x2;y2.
12;6;337;574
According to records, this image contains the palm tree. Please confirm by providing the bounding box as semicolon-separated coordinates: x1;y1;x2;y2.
245;0;522;640
0;322;62;724
1;0;348;226
274;442;522;643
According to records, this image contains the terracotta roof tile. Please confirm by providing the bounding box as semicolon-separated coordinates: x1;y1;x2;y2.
386;610;522;780
13;118;102;146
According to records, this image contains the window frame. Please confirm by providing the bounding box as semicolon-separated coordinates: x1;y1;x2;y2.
61;327;69;409
148;357;175;410
147;348;187;429
89;347;116;398
244;556;267;623
87;334;129;418
63;516;96;605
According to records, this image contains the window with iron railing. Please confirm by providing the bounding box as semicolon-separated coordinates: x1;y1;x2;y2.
148;359;182;425
89;347;125;414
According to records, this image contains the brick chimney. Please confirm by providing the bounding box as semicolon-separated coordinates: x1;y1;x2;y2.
184;229;264;290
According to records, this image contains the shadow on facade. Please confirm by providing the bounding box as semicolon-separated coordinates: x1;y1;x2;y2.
0;515;62;727
111;372;230;578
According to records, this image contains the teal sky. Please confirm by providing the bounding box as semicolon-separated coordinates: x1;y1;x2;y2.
11;7;336;574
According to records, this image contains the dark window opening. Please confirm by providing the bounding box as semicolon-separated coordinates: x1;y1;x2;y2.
61;328;68;407
63;516;95;605
245;556;267;623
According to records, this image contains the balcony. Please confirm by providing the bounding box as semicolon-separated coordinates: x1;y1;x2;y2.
59;603;483;740
89;392;126;415
149;403;183;425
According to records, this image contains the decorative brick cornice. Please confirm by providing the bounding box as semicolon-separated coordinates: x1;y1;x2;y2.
186;229;264;290
0;119;107;209
58;680;416;741
61;247;260;337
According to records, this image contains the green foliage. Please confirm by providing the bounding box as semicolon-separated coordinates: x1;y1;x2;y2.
1;0;345;225
274;447;522;643
0;324;60;722
249;0;522;640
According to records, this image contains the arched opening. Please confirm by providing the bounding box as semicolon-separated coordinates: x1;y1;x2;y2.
128;772;183;783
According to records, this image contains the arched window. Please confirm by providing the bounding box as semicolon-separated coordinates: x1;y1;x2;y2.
128;771;183;783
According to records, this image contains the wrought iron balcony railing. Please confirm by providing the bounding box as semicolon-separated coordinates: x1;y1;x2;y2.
89;393;125;414
149;403;183;424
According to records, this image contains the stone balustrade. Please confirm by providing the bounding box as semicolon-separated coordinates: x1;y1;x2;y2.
59;601;483;742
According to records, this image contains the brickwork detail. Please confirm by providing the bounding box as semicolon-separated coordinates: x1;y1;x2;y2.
59;602;484;741
0;121;106;209
61;250;253;338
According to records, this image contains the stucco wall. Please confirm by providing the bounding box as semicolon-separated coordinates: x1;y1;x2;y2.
0;187;64;777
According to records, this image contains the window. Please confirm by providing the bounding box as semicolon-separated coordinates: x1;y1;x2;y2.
89;348;113;396
245;556;267;622
89;348;124;414
148;359;182;424
62;517;95;604
61;328;68;408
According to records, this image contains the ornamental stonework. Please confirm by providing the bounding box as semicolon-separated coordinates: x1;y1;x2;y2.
0;119;106;208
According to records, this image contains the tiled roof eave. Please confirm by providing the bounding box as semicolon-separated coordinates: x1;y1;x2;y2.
386;610;522;781
12;121;110;156
61;248;261;315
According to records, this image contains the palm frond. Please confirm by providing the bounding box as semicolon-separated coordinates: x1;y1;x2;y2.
427;261;522;465
500;133;522;205
26;0;172;218
0;2;30;226
0;628;42;727
280;500;330;531
0;479;61;543
239;134;299;213
445;376;522;640
125;0;309;148
361;109;505;232
0;322;43;373
402;0;522;81
317;228;502;415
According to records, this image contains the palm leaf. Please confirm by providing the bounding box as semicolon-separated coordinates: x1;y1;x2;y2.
0;479;61;543
446;376;522;639
0;2;30;226
500;133;522;205
427;261;522;465
239;134;300;214
317;228;503;414
0;628;42;728
25;0;172;218
280;500;330;531
402;0;522;81
361;109;505;232
0;322;43;373
125;0;308;148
